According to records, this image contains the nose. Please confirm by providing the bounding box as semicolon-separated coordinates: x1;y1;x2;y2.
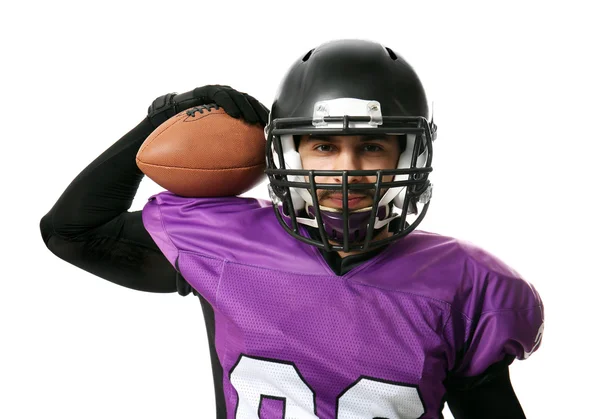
333;150;364;184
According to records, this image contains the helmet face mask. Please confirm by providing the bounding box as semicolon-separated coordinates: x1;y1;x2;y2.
265;40;437;253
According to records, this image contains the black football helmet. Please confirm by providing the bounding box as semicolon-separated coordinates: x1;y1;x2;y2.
265;39;437;253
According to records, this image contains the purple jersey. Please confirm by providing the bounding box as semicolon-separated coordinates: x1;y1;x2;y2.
142;192;544;419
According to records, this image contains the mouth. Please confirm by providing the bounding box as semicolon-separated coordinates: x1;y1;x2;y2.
322;194;369;210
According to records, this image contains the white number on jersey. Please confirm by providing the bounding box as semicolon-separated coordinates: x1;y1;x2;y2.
230;355;425;418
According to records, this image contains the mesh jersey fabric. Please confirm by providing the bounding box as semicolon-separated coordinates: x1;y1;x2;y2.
142;192;544;419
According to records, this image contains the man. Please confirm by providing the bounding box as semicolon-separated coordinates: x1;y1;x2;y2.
40;39;543;418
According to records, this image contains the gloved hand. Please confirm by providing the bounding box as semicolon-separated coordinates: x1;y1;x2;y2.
147;85;269;128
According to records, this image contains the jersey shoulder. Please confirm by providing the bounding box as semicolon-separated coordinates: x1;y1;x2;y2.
361;229;542;314
368;231;544;373
395;232;546;373
141;192;324;273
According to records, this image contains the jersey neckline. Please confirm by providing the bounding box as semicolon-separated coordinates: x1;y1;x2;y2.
298;224;396;278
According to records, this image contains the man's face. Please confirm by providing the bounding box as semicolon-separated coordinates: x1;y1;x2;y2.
297;134;401;210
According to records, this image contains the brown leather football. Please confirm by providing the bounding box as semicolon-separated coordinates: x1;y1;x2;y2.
136;105;266;197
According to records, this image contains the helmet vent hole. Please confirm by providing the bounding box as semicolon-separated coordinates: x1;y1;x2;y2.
302;49;314;62
385;47;398;61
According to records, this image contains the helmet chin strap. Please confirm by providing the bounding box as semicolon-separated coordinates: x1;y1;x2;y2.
305;203;391;244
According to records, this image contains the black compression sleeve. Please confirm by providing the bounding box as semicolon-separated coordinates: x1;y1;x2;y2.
445;356;526;418
40;116;188;294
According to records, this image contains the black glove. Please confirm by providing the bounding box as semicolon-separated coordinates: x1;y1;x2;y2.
147;84;269;128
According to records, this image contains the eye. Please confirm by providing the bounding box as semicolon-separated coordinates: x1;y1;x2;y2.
362;144;384;152
314;144;335;152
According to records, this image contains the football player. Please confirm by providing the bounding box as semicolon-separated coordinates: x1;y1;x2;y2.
40;39;544;418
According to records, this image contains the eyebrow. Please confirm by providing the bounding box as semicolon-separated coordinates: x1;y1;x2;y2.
307;134;400;142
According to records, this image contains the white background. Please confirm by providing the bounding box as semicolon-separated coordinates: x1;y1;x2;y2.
2;0;598;418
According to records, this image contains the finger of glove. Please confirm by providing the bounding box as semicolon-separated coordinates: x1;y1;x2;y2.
199;84;235;101
192;85;260;124
191;85;224;104
224;89;261;124
244;94;270;126
173;90;204;112
210;89;241;118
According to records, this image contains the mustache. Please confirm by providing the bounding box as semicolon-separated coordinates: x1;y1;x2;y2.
317;189;375;200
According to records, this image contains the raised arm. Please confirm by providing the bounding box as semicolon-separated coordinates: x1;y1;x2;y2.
40;85;268;293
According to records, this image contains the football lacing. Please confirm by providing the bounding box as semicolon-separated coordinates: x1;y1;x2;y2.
186;103;220;117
